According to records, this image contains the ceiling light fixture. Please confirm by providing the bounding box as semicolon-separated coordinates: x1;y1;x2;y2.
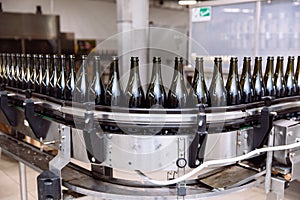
178;0;198;6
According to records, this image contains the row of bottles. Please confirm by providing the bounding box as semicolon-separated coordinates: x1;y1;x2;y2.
0;53;76;101
0;53;299;109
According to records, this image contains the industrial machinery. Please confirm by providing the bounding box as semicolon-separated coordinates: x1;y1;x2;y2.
0;84;299;200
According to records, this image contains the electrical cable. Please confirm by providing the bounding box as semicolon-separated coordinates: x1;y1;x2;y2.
136;141;300;186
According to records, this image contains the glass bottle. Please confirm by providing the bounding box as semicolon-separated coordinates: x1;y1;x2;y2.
20;54;27;90
90;55;105;105
274;56;286;98
5;53;11;86
209;57;227;107
0;53;4;84
14;54;21;88
36;54;44;94
146;57;167;108
49;54;59;97
2;53;7;84
295;56;300;95
25;54;32;90
285;56;297;96
9;53;16;87
226;57;242;106
64;55;76;101
189;57;210;107
57;54;67;99
42;54;51;95
240;57;253;104
167;57;189;108
125;57;145;108
30;54;39;91
105;56;123;106
74;55;89;103
264;56;276;97
252;57;265;101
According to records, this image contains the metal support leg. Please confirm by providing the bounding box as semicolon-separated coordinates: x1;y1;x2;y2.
19;162;28;200
266;177;286;200
265;128;274;194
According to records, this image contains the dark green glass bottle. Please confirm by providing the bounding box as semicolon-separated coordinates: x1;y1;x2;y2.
189;57;210;107
285;56;297;96
20;54;28;90
36;54;44;94
31;54;38;91
42;55;51;95
0;53;4;84
146;57;166;108
8;53;16;87
90;55;105;105
209;57;227;107
49;54;59;97
125;57;145;108
2;53;8;84
226;57;241;106
5;53;11;86
240;57;253;104
105;56;123;106
64;55;76;101
14;54;21;88
252;57;265;101
274;56;286;98
57;55;67;99
75;55;89;103
264;56;276;97
295;56;300;95
167;57;189;108
25;54;32;89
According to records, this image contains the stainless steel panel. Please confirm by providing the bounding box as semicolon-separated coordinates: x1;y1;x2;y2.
0;13;60;40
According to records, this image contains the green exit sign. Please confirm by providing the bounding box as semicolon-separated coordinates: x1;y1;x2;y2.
192;7;212;22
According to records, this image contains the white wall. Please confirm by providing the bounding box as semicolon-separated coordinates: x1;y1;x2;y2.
1;0;188;40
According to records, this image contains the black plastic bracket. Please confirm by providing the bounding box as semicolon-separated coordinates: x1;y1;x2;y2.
24;90;50;139
0;90;17;126
188;104;208;168
83;104;106;164
253;96;274;148
37;170;61;200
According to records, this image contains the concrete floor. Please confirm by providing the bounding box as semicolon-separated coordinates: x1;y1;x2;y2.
0;153;299;200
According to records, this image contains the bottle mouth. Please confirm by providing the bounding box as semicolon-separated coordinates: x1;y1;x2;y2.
288;56;295;60
277;56;284;60
45;54;51;59
38;54;44;59
153;57;161;63
175;57;183;62
33;54;38;58
214;57;222;62
94;55;101;61
195;57;203;62
255;56;262;60
80;55;87;60
267;56;274;60
60;54;66;59
243;57;251;61
26;54;31;58
230;57;238;61
112;56;118;61
131;57;139;62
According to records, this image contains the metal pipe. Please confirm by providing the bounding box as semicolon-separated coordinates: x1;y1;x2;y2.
19;162;28;200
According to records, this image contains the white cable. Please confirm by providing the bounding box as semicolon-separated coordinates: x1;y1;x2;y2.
137;141;300;186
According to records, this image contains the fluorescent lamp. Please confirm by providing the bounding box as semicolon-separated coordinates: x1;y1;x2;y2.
178;0;197;5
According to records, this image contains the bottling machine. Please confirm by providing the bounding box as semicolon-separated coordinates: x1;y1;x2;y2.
0;83;299;200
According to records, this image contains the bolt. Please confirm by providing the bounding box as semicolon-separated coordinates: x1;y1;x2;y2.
91;157;96;162
107;134;113;139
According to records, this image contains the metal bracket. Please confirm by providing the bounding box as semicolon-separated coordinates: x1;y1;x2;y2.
266;177;287;200
0;90;17;126
24;90;50;139
189;104;208;168
48;125;71;199
83;109;105;164
253;96;274;148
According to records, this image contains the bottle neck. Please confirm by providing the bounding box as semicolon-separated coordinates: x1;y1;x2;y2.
174;59;184;75
275;58;284;74
151;61;162;79
111;60;120;79
94;59;101;77
265;58;274;75
213;59;223;78
242;59;251;76
286;57;295;75
254;59;262;76
228;59;238;77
